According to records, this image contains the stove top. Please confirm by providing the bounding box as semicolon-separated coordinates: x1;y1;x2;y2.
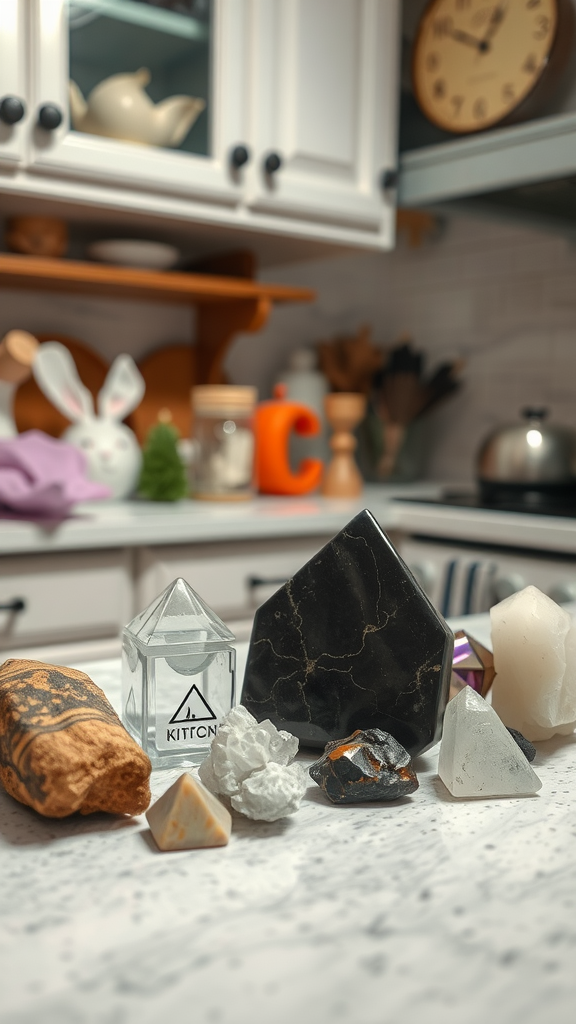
396;492;576;519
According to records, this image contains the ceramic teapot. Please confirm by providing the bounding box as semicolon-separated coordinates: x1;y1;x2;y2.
69;68;205;148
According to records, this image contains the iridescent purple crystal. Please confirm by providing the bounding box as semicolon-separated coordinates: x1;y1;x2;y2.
450;630;495;699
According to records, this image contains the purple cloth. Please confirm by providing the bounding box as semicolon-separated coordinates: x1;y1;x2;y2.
0;430;111;516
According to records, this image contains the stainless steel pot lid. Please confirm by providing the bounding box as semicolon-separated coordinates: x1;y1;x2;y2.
477;408;576;485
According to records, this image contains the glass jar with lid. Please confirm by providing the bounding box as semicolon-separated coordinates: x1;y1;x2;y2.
191;385;257;500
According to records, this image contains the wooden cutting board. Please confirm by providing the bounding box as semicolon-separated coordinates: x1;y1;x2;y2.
14;333;109;437
127;344;196;444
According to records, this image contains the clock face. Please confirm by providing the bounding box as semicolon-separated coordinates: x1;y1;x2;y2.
413;0;560;133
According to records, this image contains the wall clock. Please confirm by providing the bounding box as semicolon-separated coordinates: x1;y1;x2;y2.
412;0;574;134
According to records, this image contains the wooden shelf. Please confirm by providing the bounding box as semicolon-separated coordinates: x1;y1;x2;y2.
0;253;315;307
0;252;316;388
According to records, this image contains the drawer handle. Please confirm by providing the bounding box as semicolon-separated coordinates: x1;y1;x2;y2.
247;575;287;590
0;598;26;613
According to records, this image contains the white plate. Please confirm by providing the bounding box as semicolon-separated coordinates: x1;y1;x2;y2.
87;239;180;270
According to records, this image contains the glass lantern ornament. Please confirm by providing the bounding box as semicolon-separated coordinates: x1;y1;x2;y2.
122;577;235;768
449;629;495;701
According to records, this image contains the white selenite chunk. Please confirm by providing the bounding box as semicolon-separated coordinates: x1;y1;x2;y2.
198;706;302;820
491;586;576;741
231;762;308;822
438;686;542;798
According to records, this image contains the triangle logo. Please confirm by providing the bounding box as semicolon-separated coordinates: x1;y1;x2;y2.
169;684;217;725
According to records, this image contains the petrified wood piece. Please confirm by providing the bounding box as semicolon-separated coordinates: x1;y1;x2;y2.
243;509;453;756
309;728;419;804
0;659;151;818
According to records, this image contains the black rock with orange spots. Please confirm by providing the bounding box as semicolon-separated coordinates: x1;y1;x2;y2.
309;727;419;804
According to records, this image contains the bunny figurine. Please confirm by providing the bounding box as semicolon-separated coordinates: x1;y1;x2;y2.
33;342;145;499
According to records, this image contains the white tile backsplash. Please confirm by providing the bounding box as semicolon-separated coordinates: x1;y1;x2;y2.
227;215;576;483
0;291;193;364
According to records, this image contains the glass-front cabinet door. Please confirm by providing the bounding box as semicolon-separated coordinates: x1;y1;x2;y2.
28;0;249;204
0;0;27;167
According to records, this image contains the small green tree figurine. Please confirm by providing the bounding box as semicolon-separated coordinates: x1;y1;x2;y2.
139;418;188;501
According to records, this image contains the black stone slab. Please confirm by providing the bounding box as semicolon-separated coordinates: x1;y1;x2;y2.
242;509;454;756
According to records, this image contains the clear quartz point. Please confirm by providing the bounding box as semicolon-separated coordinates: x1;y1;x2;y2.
438;687;542;799
122;577;236;768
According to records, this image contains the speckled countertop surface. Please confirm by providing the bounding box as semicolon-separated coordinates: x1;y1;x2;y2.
1;628;576;1024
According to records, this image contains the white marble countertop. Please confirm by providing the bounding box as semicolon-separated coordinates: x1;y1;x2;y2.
3;483;576;557
2;625;576;1024
392;497;576;555
0;484;439;556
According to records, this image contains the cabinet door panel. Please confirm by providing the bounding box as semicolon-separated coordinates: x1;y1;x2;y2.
0;1;27;166
136;537;332;623
0;550;132;648
26;0;249;205
247;0;400;239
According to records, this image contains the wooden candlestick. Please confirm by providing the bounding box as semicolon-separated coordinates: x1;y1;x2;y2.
321;392;366;497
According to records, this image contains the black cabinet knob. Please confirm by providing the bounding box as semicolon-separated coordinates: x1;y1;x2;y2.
37;103;63;130
0;95;26;126
230;144;250;169
0;598;26;613
381;169;398;190
264;152;282;174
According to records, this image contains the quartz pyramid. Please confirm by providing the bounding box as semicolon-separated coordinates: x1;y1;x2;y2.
125;576;235;651
450;629;495;699
122;578;236;769
438;686;542;798
242;509;454;756
146;773;232;851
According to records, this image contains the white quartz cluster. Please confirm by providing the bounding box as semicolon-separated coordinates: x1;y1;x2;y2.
438;686;541;798
198;705;307;822
491;585;576;741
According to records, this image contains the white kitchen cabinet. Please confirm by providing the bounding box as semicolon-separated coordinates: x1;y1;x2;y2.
0;533;336;662
136;536;332;625
27;0;248;205
0;0;401;250
246;0;400;241
0;549;133;650
0;1;27;167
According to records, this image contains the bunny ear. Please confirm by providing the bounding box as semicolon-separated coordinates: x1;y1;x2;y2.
33;342;94;423
98;354;145;421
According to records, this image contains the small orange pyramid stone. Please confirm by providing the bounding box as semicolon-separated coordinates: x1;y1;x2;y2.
146;773;232;851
